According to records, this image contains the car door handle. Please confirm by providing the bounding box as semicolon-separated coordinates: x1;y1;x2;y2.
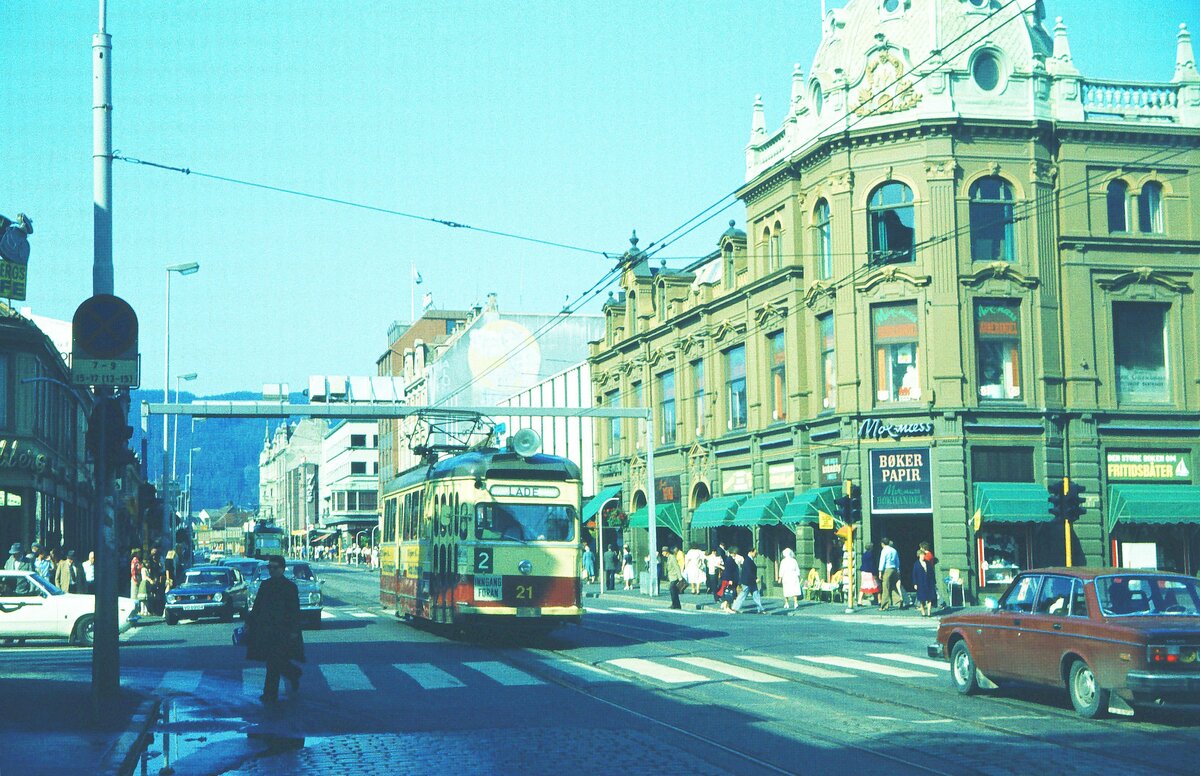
1053;623;1062;630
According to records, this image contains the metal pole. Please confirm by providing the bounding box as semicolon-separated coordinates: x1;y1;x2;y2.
92;0;112;295
645;409;658;597
161;271;171;550
1063;476;1073;567
171;375;180;481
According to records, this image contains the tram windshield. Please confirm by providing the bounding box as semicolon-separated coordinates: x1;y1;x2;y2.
475;503;577;542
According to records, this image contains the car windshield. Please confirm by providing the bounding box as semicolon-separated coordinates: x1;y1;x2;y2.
185;571;231;587
223;561;260;575
256;565;315;582
1096;575;1200;616
475;503;576;542
33;574;64;596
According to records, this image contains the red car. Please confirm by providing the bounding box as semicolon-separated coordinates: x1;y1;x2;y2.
929;567;1200;718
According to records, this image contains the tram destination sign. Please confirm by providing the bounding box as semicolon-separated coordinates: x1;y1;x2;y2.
489;484;559;499
869;447;932;514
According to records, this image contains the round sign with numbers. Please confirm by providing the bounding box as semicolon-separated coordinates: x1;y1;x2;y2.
72;294;138;359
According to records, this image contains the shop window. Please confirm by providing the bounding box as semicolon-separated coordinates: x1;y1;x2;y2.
768;331;787;421
969;177;1015;262
868;182;915;266
725;344;747;430
872;302;920;402
1113;302;1169;403
359;491;377;511
1138;181;1164;234
659;370;676;445
971;447;1033;483
1106;180;1129;233
819;314;836;410
814;199;832;280
975;300;1022;400
606;389;621;457
692;360;705;438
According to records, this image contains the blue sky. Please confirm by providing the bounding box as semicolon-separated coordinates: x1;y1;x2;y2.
2;0;1195;394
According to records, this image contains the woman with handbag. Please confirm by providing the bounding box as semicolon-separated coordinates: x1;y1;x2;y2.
245;555;304;703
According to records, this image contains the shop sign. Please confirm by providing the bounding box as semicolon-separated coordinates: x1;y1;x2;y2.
859;417;933;441
869;447;932;514
1106;451;1191;482
655;475;681;504
819;453;842;485
768;462;794;490
721;468;752;494
0;440;48;475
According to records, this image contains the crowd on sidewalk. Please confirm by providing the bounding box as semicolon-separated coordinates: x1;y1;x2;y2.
4;541;94;595
581;537;943;615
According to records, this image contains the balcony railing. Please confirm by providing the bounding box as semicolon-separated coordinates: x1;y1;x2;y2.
1080;79;1181;123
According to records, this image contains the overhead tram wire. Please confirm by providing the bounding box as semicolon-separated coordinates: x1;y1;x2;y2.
109;153;610;258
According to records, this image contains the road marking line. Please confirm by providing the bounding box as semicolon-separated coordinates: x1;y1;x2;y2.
795;655;935;678
912;719;956;725
320;610;336;619
393;663;465;690
868;652;950;671
662;608;697;615
672;656;787;683
608;607;651;614
155;670;203;694
347;611;378;619
735;654;855;679
606;658;708;684
583;608;618;614
462;661;545;686
242;668;265;695
319;663;374;691
540;658;623;684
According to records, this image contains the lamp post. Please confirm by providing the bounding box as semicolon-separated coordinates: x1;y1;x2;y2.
184;445;201;528
162;262;199;549
171;372;197;482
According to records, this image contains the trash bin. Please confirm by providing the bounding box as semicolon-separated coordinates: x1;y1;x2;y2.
945;578;964;607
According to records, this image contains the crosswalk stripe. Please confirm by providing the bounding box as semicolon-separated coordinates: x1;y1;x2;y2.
607;658;708;684
796;655;935;678
672;656;786;683
609;607;650;614
584;608;618;614
242;667;265;695
155;670;203;694
393;663;465;689
319;663;374;691
462;661;545;686
735;654;855;679
347;611;378;619
868;652;950;671
539;658;623;684
320;610;336;619
662;608;697;615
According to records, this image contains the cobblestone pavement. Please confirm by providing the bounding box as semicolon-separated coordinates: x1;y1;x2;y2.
225;727;733;776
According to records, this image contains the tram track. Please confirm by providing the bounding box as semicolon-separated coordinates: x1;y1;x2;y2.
518;610;1197;775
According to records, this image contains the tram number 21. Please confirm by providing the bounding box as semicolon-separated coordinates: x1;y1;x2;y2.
514;584;534;601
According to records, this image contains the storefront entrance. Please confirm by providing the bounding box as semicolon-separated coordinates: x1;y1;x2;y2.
871;513;934;592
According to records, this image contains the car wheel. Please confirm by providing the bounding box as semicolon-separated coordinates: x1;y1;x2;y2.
950;641;979;695
1068;659;1109;719
72;615;96;646
165;611;179;626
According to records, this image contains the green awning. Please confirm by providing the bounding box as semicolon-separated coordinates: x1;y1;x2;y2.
780;486;840;526
972;482;1057;526
689;495;747;528
582;485;621;522
1107;485;1200;532
627;502;683;538
731;490;791;526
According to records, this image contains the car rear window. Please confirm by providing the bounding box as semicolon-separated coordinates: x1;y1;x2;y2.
1096;575;1200;616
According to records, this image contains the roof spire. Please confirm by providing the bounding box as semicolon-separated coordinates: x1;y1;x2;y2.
790;63;806;117
750;94;766;140
1052;16;1072;63
1175;23;1199;83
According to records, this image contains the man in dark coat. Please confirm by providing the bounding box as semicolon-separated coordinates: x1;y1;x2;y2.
246;555;304;702
602;546;618;591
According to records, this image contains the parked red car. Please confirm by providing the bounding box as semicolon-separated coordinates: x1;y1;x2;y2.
930;567;1200;718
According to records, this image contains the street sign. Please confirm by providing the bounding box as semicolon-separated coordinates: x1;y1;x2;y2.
71;295;140;387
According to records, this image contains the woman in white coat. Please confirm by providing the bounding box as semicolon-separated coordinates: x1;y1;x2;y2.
684;546;707;594
777;548;803;609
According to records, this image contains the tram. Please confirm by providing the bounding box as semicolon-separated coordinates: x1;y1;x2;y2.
379;426;583;632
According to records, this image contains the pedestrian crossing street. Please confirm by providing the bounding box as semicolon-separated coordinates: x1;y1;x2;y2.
130;651;948;698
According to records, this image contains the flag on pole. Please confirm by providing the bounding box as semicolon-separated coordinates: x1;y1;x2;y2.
412;266;423;284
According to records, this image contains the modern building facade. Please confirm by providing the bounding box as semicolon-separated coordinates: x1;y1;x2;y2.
318;420;380;551
589;0;1200;600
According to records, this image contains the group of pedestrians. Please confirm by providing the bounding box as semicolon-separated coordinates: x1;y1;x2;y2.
129;548;171;616
4;542;94;593
858;537;938;615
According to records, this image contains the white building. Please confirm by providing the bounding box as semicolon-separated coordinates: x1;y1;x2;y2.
318;420;380;548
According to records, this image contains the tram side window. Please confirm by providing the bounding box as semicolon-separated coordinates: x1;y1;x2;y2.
383;500;396;542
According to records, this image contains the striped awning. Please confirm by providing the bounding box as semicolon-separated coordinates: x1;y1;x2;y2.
730;490;792;526
627;502;683;538
689;495;747;528
780;486;840;526
1107;485;1200;532
972;482;1056;526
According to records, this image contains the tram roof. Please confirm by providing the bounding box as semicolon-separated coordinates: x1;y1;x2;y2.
383;449;581;494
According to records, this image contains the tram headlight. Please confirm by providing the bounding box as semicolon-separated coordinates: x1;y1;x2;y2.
518;560;533;575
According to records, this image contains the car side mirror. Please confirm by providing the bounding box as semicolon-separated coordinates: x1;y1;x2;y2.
984;597;999;610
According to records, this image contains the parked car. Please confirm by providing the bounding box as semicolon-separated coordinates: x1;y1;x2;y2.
0;570;137;646
219;556;264;580
164;565;249;625
248;560;323;629
930;567;1200;718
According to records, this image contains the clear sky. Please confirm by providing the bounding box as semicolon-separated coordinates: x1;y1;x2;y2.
2;0;1195;394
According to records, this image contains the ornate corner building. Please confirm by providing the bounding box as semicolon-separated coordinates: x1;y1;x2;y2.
587;0;1200;600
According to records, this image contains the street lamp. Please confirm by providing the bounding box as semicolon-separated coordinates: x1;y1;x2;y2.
163;261;199;548
172;371;197;482
184;445;201;527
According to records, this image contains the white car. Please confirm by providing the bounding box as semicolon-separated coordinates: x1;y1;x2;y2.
0;570;137;646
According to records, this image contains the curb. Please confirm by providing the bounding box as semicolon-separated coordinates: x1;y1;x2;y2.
99;696;162;776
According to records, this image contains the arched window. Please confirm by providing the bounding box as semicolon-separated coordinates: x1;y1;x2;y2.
969;176;1015;262
627;290;638;334
1138;181;1163;234
868;182;915;265
770;222;783;272
723;245;735;289
814;199;832;279
1106;180;1129;233
762;227;773;271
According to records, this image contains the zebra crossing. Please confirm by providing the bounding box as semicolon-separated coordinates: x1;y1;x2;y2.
320;608;379;620
132;650;947;697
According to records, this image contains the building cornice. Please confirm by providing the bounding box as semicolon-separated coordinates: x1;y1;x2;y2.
959;262;1041;290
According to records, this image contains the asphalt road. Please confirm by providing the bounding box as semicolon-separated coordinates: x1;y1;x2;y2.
5;563;1200;775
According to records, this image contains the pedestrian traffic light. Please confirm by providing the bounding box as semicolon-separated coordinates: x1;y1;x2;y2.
1064;480;1085;522
1048;479;1067;520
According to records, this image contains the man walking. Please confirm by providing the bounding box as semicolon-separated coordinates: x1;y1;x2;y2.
877;537;901;610
246;554;304;703
662;547;683;609
602;545;618;591
731;547;766;614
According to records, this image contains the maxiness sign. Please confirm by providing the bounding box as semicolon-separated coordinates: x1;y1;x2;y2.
869;447;932;514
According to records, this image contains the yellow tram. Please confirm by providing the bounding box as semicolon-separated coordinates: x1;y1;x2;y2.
379;430;583;631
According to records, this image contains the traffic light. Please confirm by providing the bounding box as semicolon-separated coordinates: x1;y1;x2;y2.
1064;480;1085;522
835;493;853;524
847;483;862;524
1048;479;1067;520
87;396;135;469
836;480;863;524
